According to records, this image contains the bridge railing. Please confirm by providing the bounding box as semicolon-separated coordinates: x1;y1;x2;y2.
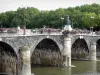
32;28;62;35
62;29;92;35
0;28;18;33
95;31;100;35
0;28;100;36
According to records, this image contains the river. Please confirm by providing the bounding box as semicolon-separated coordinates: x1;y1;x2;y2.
31;59;100;75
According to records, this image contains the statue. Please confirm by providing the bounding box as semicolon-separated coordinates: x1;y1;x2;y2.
64;15;72;31
66;15;71;25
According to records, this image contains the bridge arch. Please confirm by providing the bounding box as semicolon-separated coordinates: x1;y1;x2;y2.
31;37;62;54
0;41;18;74
71;38;89;60
0;41;18;58
71;35;90;49
34;38;60;51
31;38;63;66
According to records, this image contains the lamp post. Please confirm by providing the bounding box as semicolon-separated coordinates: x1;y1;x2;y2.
72;19;74;28
90;16;94;35
90;26;93;35
61;17;64;29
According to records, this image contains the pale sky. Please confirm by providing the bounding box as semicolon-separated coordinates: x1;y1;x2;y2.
0;0;100;13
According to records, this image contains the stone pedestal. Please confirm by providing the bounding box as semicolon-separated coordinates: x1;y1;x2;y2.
89;42;96;60
63;35;71;67
19;46;31;75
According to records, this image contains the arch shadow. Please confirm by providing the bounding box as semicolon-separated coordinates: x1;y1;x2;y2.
0;41;17;58
35;38;60;51
71;38;89;60
0;41;18;74
31;38;63;67
31;37;62;55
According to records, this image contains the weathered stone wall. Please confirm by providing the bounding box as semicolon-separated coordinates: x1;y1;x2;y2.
1;35;63;57
71;35;100;60
0;34;100;61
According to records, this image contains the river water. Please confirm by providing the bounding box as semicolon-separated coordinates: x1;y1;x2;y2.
31;59;100;75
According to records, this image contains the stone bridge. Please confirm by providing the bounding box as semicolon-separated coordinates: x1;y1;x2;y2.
1;33;100;58
0;31;100;75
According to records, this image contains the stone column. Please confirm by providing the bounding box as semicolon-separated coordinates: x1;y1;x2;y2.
63;34;71;67
89;41;96;60
19;46;31;75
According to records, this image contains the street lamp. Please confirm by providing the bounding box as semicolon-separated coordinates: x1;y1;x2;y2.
90;16;94;35
61;17;64;29
90;26;93;35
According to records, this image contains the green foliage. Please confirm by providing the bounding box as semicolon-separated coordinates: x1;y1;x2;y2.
95;14;100;27
0;4;100;29
82;12;97;28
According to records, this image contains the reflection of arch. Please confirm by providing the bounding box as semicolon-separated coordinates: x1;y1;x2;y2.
0;41;18;74
71;38;89;60
31;38;63;66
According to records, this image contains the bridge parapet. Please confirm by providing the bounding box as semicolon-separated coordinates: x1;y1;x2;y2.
0;28;100;37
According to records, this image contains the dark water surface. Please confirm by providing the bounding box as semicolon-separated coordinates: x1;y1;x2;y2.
31;59;100;75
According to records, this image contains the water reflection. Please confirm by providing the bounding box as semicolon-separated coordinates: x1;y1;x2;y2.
31;60;100;75
31;67;71;75
72;61;97;75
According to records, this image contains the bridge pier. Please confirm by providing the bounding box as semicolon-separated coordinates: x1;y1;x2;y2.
63;34;71;67
89;41;96;60
19;46;32;75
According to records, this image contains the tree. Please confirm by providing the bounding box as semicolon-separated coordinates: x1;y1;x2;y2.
5;11;15;27
26;7;40;28
82;12;97;28
0;13;8;28
0;3;100;29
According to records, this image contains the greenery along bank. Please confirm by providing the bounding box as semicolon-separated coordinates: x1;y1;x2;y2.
0;3;100;30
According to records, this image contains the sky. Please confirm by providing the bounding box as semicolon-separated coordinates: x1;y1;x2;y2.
0;0;100;13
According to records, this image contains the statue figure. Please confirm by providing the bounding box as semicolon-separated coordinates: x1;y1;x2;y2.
64;15;72;31
66;15;71;25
